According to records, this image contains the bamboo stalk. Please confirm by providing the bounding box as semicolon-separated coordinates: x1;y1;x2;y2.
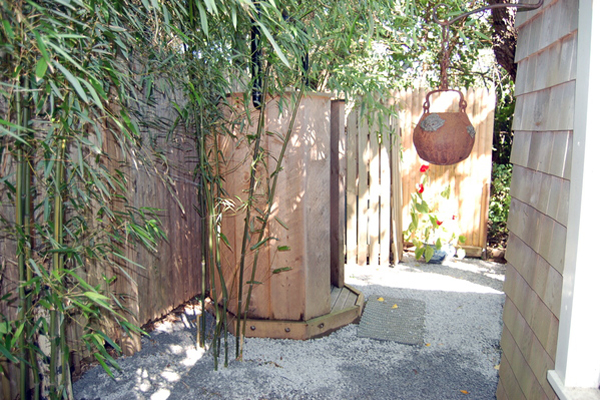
210;118;230;367
235;70;270;358
240;83;306;358
50;138;66;396
15;77;30;400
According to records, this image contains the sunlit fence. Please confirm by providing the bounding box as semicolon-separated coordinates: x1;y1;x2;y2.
345;88;495;265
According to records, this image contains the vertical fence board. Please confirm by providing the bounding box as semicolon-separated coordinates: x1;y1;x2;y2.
330;100;345;287
357;117;369;266
346;112;358;265
380;117;392;267
368;123;380;266
391;116;403;264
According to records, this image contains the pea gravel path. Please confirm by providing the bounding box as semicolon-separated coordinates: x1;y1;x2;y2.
73;254;506;400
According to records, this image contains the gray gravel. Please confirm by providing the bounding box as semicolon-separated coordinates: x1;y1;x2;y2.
73;254;506;400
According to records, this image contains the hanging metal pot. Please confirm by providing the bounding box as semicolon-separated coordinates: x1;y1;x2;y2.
413;89;475;166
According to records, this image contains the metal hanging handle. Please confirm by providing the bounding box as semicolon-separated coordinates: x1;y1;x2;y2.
423;89;467;113
433;0;544;27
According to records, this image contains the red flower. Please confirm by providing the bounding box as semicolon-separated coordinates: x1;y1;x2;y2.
417;183;424;194
420;164;430;173
452;215;457;220
436;220;443;226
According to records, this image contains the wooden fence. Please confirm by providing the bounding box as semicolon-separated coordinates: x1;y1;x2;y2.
346;88;496;265
398;88;496;257
0;87;204;394
346;106;403;266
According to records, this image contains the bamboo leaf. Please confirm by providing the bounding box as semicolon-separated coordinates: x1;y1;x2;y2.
250;236;276;250
83;292;115;314
256;21;290;68
0;343;17;363
80;78;104;109
272;267;291;274
33;29;50;63
35;57;48;80
53;60;89;103
93;353;116;378
203;0;218;14
274;216;288;230
2;20;14;39
196;0;209;36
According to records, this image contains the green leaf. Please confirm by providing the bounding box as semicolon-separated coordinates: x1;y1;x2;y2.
2;20;14;39
250;236;275;251
256;21;290;68
53;60;89;103
273;267;292;274
277;245;290;251
474;30;491;41
33;30;50;62
0;343;17;363
10;323;25;349
203;0;217;14
459;235;467;244
275;216;289;230
93;353;116;379
441;185;451;199
458;30;471;52
424;245;434;262
35;58;48;79
415;246;425;260
196;0;209;36
219;232;230;247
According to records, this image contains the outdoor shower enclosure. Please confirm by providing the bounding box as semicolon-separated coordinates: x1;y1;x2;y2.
214;92;363;340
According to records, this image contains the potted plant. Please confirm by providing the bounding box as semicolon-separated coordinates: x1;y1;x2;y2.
404;164;466;263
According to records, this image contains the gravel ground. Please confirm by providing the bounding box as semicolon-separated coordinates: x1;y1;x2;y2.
73;254;506;400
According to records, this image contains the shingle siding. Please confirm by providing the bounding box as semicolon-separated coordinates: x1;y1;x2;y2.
497;0;577;398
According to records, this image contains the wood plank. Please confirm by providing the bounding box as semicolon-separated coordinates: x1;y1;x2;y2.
357;113;369;266
331;287;352;313
346;110;358;265
330;286;343;308
368;119;380;266
330;100;345;287
380;114;392;267
210;284;363;340
391;113;403;264
341;288;359;309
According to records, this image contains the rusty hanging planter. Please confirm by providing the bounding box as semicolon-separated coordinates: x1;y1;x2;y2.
412;1;544;166
413;89;475;166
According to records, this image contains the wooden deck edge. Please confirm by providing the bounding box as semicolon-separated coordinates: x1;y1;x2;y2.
207;284;364;340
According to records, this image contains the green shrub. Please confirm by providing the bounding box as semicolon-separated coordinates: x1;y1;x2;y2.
488;163;512;243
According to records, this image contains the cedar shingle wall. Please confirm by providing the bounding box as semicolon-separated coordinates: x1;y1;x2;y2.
497;0;577;398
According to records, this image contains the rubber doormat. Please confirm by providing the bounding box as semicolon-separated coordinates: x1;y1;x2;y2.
357;295;426;345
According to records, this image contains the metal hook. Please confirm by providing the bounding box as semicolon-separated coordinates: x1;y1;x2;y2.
433;0;544;26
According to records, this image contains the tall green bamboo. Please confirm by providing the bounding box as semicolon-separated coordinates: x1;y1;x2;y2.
15;76;34;400
235;70;270;358
49;137;66;397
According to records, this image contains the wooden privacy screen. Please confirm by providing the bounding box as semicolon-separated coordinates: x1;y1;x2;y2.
397;88;496;257
215;93;362;340
346;107;404;266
